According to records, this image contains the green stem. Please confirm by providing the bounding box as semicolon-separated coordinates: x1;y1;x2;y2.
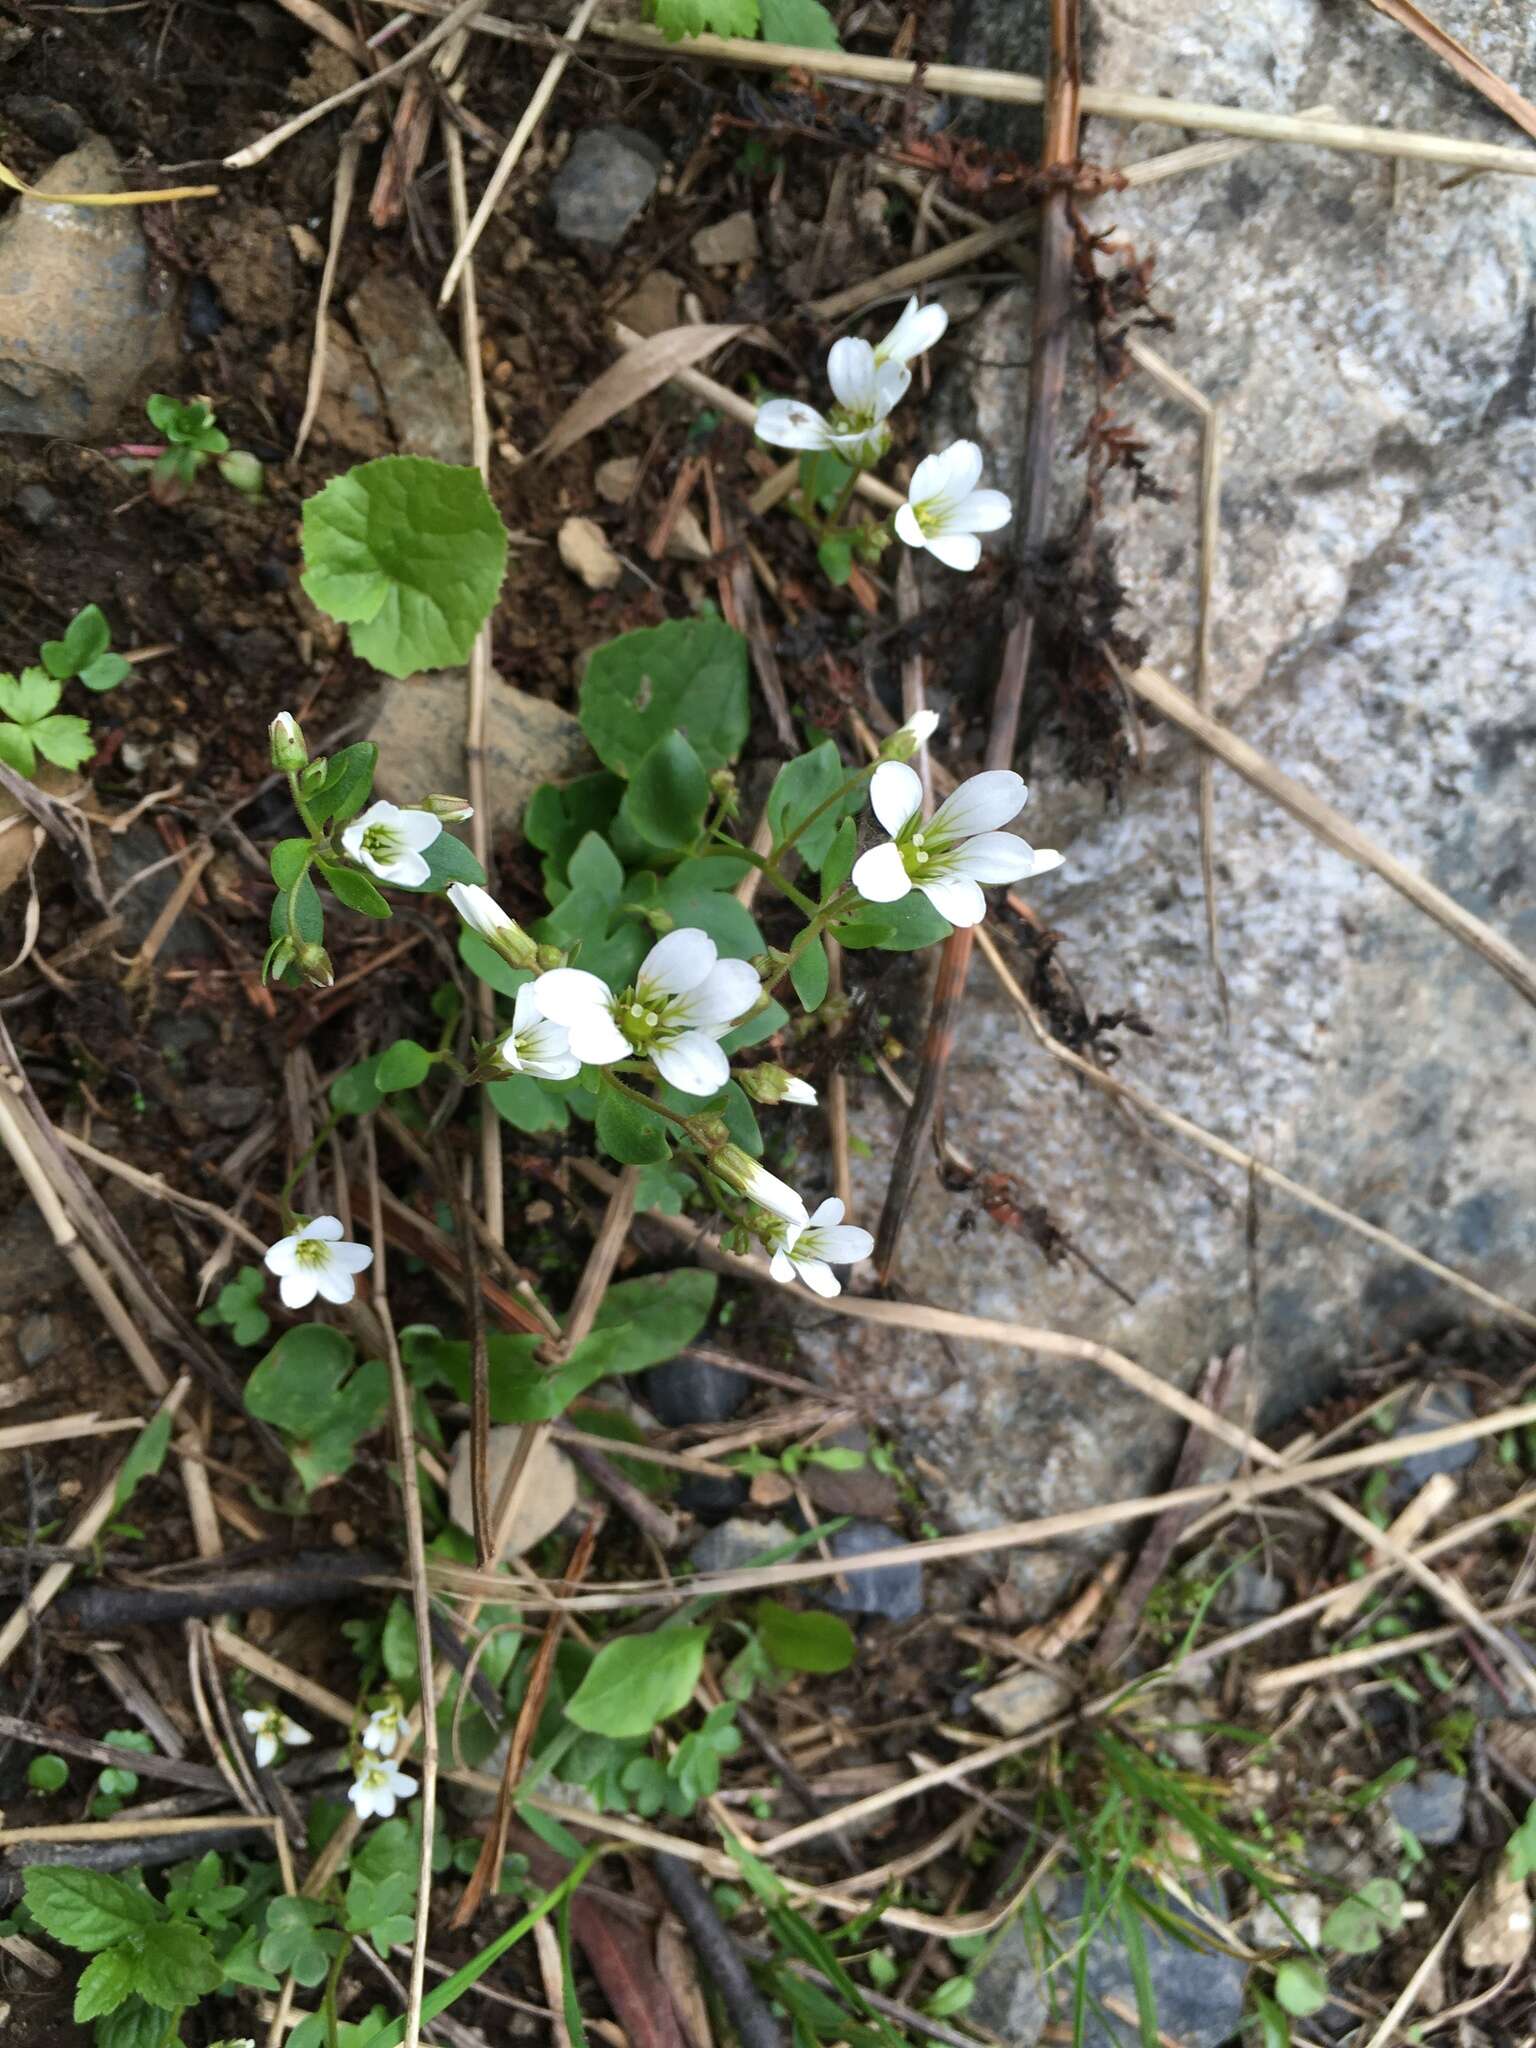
825;461;867;532
602;1070;694;1132
323;1930;355;2048
764;887;860;1002
287;769;322;842
277;1109;344;1220
773;766;875;866
715;839;820;918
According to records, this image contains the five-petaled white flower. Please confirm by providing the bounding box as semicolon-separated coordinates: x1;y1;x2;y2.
263;1216;374;1310
874;295;948;372
341;800;442;887
361;1700;404;1757
713;1144;809;1227
533;929;759;1097
241;1705;312;1769
349;1754;417;1821
851;763;1062;929
768;1197;875;1299
499;981;579;1082
755;338;909;466
895;440;1012;572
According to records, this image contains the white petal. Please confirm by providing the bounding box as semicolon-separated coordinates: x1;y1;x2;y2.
512;981;540;1034
768;1248;797;1287
672;956;759;1029
869;760;923;837
394;810;443;852
263;1236;301;1276
781;1077;818;1105
314;1266;360;1305
925;530;982;572
387;847;431;886
241;1711;265;1735
947;487;1012;535
920;439;985;504
899;708;940;746
894;502;927;550
1023;848;1065;879
755;398;832;450
947;830;1039;884
791;1256;841;1298
390;1771;416;1800
347;800;394;836
742;1163;809;1225
327;1242;375;1274
278;1269;319;1310
448;881;505;937
871;361;910;423
254;1733;277;1768
810;1198;845;1228
826;337;877;415
825;424;889;463
931;770;1027;840
810;1224;874;1264
919;875;986;926
567;1009;630;1066
850;841;912;905
877;297;948;365
653;1033;730;1097
640;926;716;998
281;1719;312;1746
532;968;610;1024
307;1216;345;1241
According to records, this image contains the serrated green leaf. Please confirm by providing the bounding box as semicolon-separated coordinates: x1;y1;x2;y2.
565;1626;709;1737
0;721;35;777
113;1408;173;1510
377;1038;434;1092
94;1997;166;2048
300;457;509;679
130;1918;221;2009
28;715;96;773
596;1086;672;1166
0;668;61;725
579;617;749;776
789;933;829;1011
219;1923;282;1991
24;1867;157;1953
75;1946;135;2023
760;0;840;46
319;858;391;917
620;731;710;850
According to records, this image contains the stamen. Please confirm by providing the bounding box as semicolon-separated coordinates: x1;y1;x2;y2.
644;1011;659;1028
629;1003;645;1019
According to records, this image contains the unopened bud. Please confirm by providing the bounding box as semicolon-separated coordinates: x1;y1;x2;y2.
642;905;676;935
294;942;334;989
535;943;565;972
879;708;940;762
712;1144;807;1227
445;882;537;969
269;712;308;774
685;1115;731;1152
709;767;739;814
739;1064;818;1108
420;794;475;822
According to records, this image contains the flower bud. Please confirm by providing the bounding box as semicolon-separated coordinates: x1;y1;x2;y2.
420;794;475;822
642;905;675;935
880;708;940;762
709;767;739;813
739;1064;818;1107
294;941;334;989
269;712;308;774
445;882;538;969
684;1115;731;1152
712;1144;808;1226
535;943;566;972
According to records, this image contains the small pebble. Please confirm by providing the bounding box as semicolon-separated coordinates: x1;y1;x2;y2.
676;1470;749;1522
816;1519;923;1623
643;1354;750;1427
689;1515;796;1577
1388;1769;1467;1845
557;515;622;592
13;482;61;531
184;275;226;342
18;1312;61;1367
690;209;760;268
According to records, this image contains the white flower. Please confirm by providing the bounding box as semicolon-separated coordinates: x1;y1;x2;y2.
895;440;1012;572
851;762;1062;929
781;1076;818;1105
241;1705;312;1770
533;929;759;1097
769;1197;874;1299
755;338;908;465
884;707;940;760
349;1754;417;1821
739;1064;818;1108
499;981;579;1082
874;295;948;370
263;1216;374;1310
340;800;442;886
714;1144;808;1227
361;1700;404;1757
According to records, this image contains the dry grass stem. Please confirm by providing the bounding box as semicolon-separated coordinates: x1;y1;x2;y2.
808;218;1032;322
0;1413;142;1451
1363;0;1536;141
1250;1591;1536;1701
1317;1470;1457;1629
294;118;367;457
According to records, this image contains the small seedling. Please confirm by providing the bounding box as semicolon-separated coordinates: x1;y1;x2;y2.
138;394;263;504
196;1265;272;1349
0;605;134;782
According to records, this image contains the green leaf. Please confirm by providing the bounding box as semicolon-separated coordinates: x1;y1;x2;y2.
755;1600;855;1674
261;1897;339;1988
78;650;131;693
219;1924;282;1991
460;929;530;997
382;1597;420;1691
40;604;111;681
797;450;854;512
287;1359;389;1492
246;1324;356;1436
650;0;758;38
113;1408;173;1510
28;715;96;773
309;740;379;827
789;934;829;1011
0;667;58;725
836;889;951;951
817;536;852;586
568;830;625;905
130;1918;221;2009
766;740;850;868
270;837;313;891
300;456;509;679
95;1994;166;2048
596;1086;672;1166
24;1867;156;1953
1506;1798;1536;1878
27;1754;68;1793
331;1054;386;1118
721;995;788;1055
0;720;35;777
75;1946;134;2023
525;772;625;889
656;860;763;960
487;1074;570;1134
588;1270;716;1364
759;0;840;45
1320;1878;1403;1955
345;1867;416;1949
377;1038;434;1092
925;1978;975;2019
391;829;486;895
1250;1989;1292;2048
1274;1959;1327;2018
565;1626;709;1737
579;617;749;776
620;731;710;850
634;1160;693;1215
319;858;391;917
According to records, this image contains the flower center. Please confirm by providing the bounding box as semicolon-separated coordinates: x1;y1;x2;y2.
360;824;398;859
615;989;670;1051
293;1236;330;1269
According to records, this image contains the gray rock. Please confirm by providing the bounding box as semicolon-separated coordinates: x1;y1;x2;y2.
0;136;175;436
4;96;86;153
13;483;60;530
551;127;662;251
348;272;472;465
816;1519;923;1623
689;1516;796;1577
104;826;212;961
796;0;1536;1553
971;1877;1248;2048
642;1355;750;1426
188;1083;268;1134
972;1666;1074;1736
17;1312;61;1367
676;1470;749;1521
1389;1770;1467;1846
369;668;593;842
1393;1384;1481;1490
1214;1564;1288;1622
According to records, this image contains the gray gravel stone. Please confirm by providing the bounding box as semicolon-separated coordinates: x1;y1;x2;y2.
815;1519;923;1623
13;483;61;530
551;127;662;251
1388;1770;1467;1846
1393;1384;1481;1490
689;1516;797;1578
642;1355;750;1427
348;272;472;464
17;1313;61;1367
